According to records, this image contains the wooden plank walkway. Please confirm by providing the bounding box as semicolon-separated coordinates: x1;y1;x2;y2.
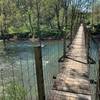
48;24;91;100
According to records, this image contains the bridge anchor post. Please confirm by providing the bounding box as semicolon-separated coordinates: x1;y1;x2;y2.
34;46;45;100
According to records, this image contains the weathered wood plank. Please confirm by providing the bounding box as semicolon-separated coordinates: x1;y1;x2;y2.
48;90;91;100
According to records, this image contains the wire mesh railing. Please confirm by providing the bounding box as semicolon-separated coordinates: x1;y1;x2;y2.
0;43;38;100
81;24;99;100
89;38;99;100
41;40;64;98
0;39;65;100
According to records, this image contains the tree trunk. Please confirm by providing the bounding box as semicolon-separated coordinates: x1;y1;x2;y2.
36;0;41;41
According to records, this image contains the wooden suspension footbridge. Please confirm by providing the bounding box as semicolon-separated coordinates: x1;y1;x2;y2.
48;24;92;100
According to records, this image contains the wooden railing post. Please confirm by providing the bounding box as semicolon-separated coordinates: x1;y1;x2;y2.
97;51;100;100
98;55;100;100
34;46;45;100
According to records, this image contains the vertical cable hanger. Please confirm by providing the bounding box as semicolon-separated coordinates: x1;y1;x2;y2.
26;54;32;100
92;0;95;28
11;57;17;100
19;56;26;100
0;69;5;100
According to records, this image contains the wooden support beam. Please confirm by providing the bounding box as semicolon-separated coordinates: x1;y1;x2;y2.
34;46;45;100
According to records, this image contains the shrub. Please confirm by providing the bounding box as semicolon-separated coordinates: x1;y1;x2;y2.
0;82;27;100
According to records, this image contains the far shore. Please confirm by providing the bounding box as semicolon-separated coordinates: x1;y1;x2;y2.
0;36;64;43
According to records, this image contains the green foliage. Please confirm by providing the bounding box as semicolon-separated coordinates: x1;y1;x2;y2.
0;82;27;100
0;0;97;37
8;25;29;33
